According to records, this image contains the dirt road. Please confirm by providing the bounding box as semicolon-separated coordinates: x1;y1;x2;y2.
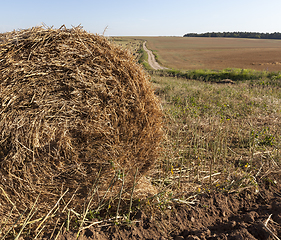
143;41;167;70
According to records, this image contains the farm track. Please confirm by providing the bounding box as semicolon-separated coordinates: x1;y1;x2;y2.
143;41;167;70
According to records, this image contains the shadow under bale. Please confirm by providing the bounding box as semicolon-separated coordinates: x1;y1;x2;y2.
0;26;163;231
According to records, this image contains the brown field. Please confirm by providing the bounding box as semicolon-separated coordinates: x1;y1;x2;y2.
137;37;281;71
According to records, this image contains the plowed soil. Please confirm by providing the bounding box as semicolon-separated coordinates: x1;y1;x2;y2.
43;173;281;240
140;37;281;71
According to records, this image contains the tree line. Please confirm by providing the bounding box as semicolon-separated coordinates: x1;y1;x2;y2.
183;32;281;39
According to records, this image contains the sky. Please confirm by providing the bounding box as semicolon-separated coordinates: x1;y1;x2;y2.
1;0;281;36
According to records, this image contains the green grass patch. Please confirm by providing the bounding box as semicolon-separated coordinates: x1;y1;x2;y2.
137;47;151;70
152;68;281;83
152;74;281;195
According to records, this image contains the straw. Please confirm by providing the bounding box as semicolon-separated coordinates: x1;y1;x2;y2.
0;25;163;232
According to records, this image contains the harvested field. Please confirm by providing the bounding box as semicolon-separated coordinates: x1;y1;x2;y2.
139;37;281;71
110;37;143;62
54;76;281;240
1;29;281;240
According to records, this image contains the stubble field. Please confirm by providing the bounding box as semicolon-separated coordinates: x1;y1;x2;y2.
137;37;281;71
1;33;281;239
103;37;281;239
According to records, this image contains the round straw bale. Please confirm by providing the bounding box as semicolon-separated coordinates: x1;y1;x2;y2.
0;26;162;223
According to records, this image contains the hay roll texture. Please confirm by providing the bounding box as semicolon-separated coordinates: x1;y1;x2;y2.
0;26;162;221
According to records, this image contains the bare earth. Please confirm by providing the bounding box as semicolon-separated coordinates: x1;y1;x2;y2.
43;175;281;240
143;41;167;70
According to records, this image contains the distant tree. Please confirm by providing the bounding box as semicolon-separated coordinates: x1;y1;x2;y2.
183;31;281;39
